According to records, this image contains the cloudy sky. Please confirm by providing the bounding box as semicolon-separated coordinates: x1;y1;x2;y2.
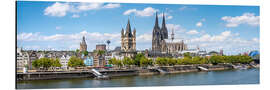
17;1;259;55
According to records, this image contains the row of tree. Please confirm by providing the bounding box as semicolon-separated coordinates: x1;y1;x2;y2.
109;53;253;67
32;56;85;70
32;58;62;70
108;53;154;68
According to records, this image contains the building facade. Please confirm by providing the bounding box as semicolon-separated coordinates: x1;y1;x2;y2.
16;48;29;70
60;54;71;70
96;44;106;51
121;18;136;57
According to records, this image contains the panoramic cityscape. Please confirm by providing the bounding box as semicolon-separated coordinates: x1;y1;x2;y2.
16;1;260;89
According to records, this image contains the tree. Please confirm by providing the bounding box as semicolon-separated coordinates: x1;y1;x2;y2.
155;57;168;66
168;58;177;66
32;60;40;69
134;53;145;66
97;50;105;55
75;49;80;54
83;51;88;56
52;58;62;70
68;56;85;68
123;57;134;67
183;52;192;59
209;55;225;65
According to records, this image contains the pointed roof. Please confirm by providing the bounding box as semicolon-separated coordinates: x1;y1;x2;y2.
154;12;160;29
162;12;167;29
81;36;86;45
125;18;133;37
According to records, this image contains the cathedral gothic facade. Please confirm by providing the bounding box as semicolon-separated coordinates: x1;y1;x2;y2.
121;19;136;57
152;12;187;54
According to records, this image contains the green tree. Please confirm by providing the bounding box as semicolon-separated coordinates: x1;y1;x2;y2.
75;49;80;54
209;55;225;65
83;51;89;56
183;52;192;59
32;60;40;69
52;58;62;70
134;53;145;66
123;57;134;67
168;58;177;66
68;56;85;68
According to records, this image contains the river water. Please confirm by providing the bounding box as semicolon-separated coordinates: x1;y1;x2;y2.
17;68;259;89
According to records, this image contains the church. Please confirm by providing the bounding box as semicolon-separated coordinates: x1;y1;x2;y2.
120;18;137;58
152;12;187;55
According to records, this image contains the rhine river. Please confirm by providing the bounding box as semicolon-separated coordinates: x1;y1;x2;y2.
17;68;259;89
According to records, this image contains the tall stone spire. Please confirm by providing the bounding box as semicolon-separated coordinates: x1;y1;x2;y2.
82;36;86;44
154;12;160;29
125;18;132;37
161;12;168;39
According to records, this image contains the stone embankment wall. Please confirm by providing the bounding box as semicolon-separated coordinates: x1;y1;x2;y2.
17;64;234;81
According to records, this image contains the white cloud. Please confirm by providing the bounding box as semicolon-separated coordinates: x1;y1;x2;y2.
179;6;197;11
190;31;232;42
158;13;173;20
55;26;62;30
71;14;80;18
166;24;185;33
44;2;70;17
123;7;158;17
103;3;120;8
221;13;260;27
196;18;205;27
137;33;152;42
186;30;199;35
196;22;202;27
252;37;259;43
44;2;121;17
77;3;103;11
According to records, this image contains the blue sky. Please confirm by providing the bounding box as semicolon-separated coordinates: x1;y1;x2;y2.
17;1;260;55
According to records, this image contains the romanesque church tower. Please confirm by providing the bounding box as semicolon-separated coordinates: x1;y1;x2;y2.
80;36;87;52
121;18;136;57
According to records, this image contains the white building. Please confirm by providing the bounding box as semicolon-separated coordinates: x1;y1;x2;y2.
60;55;70;70
16;48;28;70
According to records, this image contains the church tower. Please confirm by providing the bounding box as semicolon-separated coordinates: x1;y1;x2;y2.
80;36;87;52
161;12;168;39
152;12;162;52
121;18;136;57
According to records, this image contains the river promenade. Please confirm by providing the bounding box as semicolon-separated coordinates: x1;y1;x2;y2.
16;63;259;81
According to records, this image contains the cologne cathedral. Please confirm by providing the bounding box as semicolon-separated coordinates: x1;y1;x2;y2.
152;12;187;55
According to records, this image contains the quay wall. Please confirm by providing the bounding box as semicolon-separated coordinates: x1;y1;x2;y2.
17;64;235;81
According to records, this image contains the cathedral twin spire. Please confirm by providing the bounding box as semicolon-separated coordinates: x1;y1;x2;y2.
153;12;169;40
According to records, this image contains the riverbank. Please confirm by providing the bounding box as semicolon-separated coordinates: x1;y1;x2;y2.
16;64;258;81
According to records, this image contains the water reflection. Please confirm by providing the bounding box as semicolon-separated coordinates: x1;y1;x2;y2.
17;68;259;89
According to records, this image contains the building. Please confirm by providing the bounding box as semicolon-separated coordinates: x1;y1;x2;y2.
60;54;71;70
16;48;29;70
80;36;87;52
152;12;187;55
93;53;105;67
81;54;94;66
96;44;106;51
26;51;38;69
121;18;136;57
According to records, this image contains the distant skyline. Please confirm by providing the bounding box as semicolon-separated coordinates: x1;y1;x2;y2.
17;1;260;55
